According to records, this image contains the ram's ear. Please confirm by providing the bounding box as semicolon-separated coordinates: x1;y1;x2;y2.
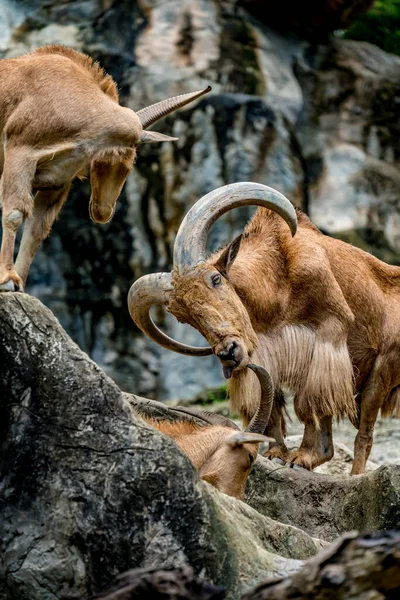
215;234;243;278
227;432;275;448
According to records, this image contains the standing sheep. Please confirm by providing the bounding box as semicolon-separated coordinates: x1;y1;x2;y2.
129;181;400;475
0;45;210;291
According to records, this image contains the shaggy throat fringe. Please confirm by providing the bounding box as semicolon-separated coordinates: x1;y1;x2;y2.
230;325;357;427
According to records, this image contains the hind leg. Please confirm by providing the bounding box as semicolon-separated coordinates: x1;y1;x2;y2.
352;400;381;475
15;184;71;286
351;358;392;475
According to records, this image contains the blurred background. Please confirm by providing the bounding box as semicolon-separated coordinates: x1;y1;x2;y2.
1;0;400;403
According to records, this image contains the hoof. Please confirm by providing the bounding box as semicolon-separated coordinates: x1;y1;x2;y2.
0;280;17;292
258;442;270;455
288;462;307;471
0;279;23;292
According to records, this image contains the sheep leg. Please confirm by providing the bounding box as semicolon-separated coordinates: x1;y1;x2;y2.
263;422;289;463
287;417;334;470
0;148;36;291
262;394;289;461
351;360;389;475
15;184;71;287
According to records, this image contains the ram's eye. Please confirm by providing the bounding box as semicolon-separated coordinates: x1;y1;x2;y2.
211;273;222;288
248;454;255;465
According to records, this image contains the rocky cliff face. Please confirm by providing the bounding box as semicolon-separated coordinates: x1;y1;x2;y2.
1;0;399;401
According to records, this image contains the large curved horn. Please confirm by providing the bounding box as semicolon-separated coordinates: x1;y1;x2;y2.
137;86;212;130
245;363;274;434
128;272;212;356
173;182;298;273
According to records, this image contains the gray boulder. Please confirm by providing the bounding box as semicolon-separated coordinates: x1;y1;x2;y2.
0;294;323;600
246;457;400;542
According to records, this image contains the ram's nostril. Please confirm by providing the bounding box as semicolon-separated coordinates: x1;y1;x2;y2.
218;342;237;361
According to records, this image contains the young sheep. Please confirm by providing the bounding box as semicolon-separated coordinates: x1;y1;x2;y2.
0;45;210;291
140;364;274;500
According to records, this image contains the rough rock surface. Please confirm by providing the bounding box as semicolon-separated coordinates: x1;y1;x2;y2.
94;565;227;600
245;457;400;542
0;294;324;600
242;530;400;600
93;531;400;599
1;0;400;402
296;39;400;265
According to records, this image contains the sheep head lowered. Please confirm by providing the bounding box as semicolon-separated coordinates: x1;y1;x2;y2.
0;45;211;292
128;182;297;375
142;363;274;499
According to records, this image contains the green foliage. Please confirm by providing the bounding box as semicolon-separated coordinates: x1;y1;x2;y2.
193;385;228;406
343;0;400;56
201;385;228;405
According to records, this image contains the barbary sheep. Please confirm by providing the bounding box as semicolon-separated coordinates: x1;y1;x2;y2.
135;363;274;499
128;181;400;475
0;45;210;291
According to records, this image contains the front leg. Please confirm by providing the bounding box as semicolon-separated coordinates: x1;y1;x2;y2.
263;421;289;463
0;146;36;291
287;417;334;470
263;390;289;462
0;209;24;291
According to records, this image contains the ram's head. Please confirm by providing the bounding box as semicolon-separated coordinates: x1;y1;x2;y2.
128;182;297;378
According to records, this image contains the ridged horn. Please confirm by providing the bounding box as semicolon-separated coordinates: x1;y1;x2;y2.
137;86;212;130
128;272;212;356
173;182;297;273
245;364;274;434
